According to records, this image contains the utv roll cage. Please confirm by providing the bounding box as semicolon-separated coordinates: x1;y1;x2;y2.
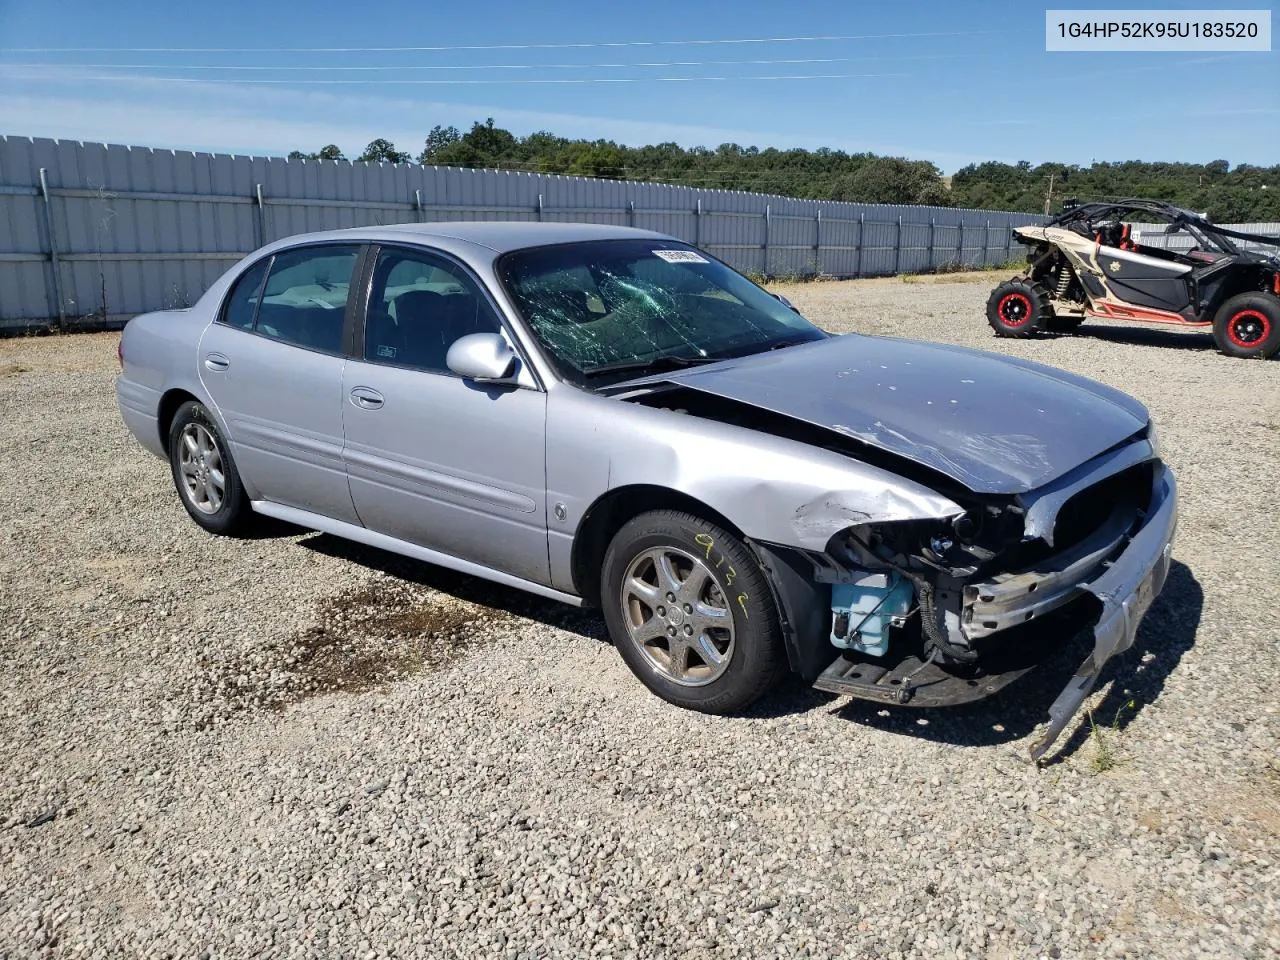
1047;199;1280;254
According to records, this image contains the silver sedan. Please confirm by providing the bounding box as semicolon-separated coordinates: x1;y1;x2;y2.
116;222;1177;760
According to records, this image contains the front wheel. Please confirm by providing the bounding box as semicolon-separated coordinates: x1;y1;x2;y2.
600;510;786;714
986;279;1051;338
1212;293;1280;360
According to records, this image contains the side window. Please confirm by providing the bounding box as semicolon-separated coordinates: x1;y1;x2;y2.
364;248;501;374
255;245;360;354
221;257;270;329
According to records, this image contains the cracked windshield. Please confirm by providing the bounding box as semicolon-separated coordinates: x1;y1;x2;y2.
499;240;825;385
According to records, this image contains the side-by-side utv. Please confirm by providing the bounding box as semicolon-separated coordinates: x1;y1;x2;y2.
987;199;1280;359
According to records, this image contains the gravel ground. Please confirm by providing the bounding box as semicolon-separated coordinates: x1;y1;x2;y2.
1;275;1278;959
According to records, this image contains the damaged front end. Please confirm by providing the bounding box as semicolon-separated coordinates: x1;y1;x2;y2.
612;334;1178;760
756;438;1177;763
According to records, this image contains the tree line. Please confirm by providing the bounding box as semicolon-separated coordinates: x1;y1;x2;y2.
289;119;1280;222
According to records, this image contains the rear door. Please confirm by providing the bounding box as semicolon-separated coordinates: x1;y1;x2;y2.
341;244;550;584
199;243;363;523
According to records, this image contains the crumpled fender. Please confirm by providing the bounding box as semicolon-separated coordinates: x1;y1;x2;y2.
558;393;965;552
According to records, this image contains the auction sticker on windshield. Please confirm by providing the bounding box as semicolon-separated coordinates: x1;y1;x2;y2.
654;249;709;263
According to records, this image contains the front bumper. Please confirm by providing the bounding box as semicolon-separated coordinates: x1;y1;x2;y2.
1029;462;1178;761
810;463;1178;762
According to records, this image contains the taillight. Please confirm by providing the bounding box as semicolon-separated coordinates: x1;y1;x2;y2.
117;336;124;370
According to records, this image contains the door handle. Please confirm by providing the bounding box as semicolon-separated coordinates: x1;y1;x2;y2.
204;353;230;372
349;386;384;410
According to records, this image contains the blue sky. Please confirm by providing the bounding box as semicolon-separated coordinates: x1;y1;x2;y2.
0;0;1275;174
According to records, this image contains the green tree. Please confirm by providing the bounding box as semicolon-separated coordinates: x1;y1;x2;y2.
830;157;950;205
417;125;461;165
288;144;347;161
357;139;411;164
289;122;1280;219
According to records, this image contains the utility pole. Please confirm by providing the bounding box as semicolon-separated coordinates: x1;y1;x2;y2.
1044;173;1056;216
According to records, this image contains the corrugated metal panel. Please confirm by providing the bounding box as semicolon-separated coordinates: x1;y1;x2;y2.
1;135;1058;327
1132;221;1280;255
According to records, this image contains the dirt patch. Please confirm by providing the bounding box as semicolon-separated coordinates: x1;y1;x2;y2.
0;330;120;373
287;584;499;697
190;581;506;726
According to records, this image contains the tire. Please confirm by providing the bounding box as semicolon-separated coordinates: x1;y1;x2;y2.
1212;293;1280;360
600;510;786;714
986;279;1051;338
167;400;252;535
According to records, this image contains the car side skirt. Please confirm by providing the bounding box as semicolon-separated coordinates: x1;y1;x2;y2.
250;500;584;607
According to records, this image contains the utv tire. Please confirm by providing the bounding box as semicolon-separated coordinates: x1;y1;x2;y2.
601;510;786;714
1212;293;1280;360
986;279;1051;338
167;400;253;535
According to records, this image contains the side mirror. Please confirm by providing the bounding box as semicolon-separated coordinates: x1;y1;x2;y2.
773;292;801;314
446;332;517;382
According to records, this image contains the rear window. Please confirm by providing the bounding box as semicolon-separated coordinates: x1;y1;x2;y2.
254;245;360;354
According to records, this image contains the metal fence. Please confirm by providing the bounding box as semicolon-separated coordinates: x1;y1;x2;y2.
1131;221;1280;255
0;135;1046;329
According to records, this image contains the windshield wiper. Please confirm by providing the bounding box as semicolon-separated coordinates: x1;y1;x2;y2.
582;353;722;378
718;334;822;359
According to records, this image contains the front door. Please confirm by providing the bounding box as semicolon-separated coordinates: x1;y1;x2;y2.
198;243;363;524
1094;245;1193;312
341;245;550;585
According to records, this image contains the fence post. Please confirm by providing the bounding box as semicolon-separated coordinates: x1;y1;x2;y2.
764;204;771;277
254;183;267;246
536;193;543;222
983;218;991;266
928;217;936;272
414;188;424;223
1006;222;1015;262
894;216;903;275
694;198;702;248
814;209;822;277
628;199;636;229
855;212;864;278
957;220;964;267
37;167;66;326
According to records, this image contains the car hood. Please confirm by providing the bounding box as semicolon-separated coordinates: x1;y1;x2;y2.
629;334;1149;494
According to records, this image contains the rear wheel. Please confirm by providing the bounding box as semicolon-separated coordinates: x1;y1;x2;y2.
601;510;785;714
986;279;1051;338
1212;293;1280;360
168;400;252;535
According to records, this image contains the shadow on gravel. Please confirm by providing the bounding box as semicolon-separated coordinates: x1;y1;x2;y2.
299;533;610;641
192;534;610;724
742;561;1203;763
240;514;312;540
296;535;1201;764
1057;323;1216;353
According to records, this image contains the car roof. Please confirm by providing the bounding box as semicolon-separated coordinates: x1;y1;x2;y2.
291;220;675;255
